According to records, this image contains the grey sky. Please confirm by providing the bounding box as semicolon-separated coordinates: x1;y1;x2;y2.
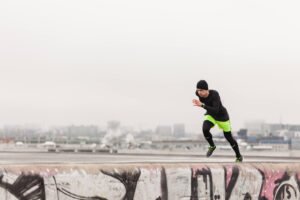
0;0;299;132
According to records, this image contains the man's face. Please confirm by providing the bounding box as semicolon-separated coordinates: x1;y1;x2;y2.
197;89;209;98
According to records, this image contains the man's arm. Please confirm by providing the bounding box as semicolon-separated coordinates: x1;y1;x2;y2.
202;94;221;114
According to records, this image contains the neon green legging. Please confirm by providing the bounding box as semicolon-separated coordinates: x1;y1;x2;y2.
204;115;232;132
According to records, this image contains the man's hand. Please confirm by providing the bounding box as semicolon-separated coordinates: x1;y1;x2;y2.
192;99;203;107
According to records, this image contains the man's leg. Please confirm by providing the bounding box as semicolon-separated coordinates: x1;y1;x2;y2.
202;120;215;147
202;120;216;157
223;131;242;159
217;120;243;162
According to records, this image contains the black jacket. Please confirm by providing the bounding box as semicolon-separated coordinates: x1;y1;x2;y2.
195;89;229;121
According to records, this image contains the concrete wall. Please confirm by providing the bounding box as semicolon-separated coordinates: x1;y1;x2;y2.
0;163;299;199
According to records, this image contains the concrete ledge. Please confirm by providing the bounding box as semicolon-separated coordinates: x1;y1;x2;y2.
0;163;299;199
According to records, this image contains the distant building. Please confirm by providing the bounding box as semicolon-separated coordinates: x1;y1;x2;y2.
245;121;300;138
262;123;300;138
291;139;300;150
65;125;99;138
136;129;154;140
107;121;121;130
258;136;290;151
156;125;172;138
173;124;185;138
237;129;248;140
262;124;286;136
258;136;286;144
244;120;265;136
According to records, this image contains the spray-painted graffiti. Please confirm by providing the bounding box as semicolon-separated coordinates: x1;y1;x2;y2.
0;173;45;199
0;164;300;200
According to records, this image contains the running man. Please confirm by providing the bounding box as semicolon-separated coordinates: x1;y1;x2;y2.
192;80;243;162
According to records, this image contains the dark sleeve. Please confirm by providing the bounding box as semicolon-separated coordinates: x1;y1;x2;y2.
202;93;221;114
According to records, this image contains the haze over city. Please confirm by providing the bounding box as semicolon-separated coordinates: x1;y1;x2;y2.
1;0;300;132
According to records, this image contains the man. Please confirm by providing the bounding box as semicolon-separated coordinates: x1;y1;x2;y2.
192;80;243;162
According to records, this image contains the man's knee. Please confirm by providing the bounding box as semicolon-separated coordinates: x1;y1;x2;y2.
202;127;210;134
224;132;237;145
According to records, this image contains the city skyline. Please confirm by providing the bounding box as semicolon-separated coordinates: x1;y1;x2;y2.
0;118;296;134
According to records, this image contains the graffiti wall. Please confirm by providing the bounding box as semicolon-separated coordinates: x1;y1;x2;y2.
0;163;299;200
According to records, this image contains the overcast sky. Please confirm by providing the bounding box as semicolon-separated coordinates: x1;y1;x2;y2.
0;0;299;132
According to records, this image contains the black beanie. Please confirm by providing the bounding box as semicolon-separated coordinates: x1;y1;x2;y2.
196;80;208;90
